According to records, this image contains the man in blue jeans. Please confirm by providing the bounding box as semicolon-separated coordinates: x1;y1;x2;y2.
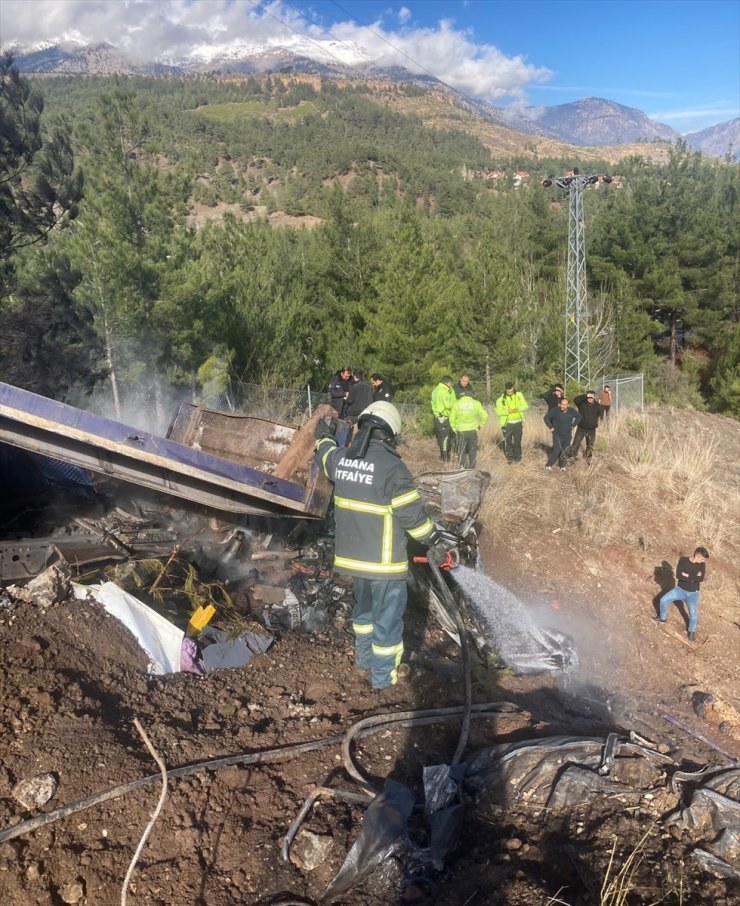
652;546;709;641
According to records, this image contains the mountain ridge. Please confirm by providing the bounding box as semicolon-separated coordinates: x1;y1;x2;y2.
7;39;738;158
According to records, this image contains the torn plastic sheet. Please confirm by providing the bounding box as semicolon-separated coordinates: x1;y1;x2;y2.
325;766;467;898
463;735;674;815
324;780;415;900
74;582;183;675
666;765;740;880
422;764;464;873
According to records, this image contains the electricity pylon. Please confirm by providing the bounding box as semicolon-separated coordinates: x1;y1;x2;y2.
543;170;612;388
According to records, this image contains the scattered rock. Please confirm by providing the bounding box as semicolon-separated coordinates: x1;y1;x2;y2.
59;879;85;904
505;837;524;851
12;773;57;810
6;565;71;608
289;829;333;870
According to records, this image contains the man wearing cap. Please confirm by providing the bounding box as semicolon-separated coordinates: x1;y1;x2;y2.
572;391;603;461
315;402;451;690
370;373;394;402
495;382;529;463
430;375;456;462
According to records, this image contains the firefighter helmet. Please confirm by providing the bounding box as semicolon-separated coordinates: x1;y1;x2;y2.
358;401;402;437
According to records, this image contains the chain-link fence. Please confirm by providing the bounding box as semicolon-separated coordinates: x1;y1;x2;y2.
204;379;429;427
598;373;644;414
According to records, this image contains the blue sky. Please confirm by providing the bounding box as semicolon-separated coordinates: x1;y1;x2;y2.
3;0;738;132
299;0;740;131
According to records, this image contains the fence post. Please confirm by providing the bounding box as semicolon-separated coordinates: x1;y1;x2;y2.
307;385;313;418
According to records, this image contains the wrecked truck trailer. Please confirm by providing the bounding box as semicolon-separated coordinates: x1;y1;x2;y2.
0;381;345;520
0;381;349;582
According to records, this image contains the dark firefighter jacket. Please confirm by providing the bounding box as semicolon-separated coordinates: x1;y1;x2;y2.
573;395;603;430
544;406;582;438
316;436;435;579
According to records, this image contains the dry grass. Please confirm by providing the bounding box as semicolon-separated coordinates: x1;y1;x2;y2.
599;826;658;906
477;406;740;571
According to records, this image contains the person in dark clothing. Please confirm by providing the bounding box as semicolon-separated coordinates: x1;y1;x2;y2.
316;402;452;690
329;366;352;416
455;373;474;399
652;546;709;641
544;397;581;470
370;373;394;402
344;370;374;423
572;391;603;460
542;384;564;411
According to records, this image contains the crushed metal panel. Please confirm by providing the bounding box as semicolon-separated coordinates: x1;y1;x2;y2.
167;403;296;472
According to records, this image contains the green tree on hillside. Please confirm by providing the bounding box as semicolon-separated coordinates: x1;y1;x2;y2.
64;82;187;417
0;55;82;292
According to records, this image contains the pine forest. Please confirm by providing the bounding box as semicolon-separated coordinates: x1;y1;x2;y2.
2;64;738;421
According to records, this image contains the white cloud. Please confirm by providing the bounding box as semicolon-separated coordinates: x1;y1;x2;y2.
0;0;552;102
650;106;739;122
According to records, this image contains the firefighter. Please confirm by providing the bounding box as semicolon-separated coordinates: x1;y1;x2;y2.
316;402;452;690
431;375;456;461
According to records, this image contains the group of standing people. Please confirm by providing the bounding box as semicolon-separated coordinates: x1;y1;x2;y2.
430;376;614;471
542;384;611;471
431;374;490;468
329;367;394;423
330;367;615;471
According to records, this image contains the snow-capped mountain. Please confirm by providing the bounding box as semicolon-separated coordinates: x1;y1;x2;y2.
7;39;735;156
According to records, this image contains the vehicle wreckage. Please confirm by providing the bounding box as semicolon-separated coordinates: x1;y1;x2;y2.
0;380;576;676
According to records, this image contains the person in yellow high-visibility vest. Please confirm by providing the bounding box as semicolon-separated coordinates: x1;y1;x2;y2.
450;387;488;468
495;382;529;463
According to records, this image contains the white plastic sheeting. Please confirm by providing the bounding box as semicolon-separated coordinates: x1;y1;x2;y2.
74;582;183;674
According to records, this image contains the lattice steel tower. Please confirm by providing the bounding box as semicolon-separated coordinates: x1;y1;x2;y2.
543;170;612;388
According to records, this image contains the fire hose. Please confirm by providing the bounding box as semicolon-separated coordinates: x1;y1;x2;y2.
412;549;472;765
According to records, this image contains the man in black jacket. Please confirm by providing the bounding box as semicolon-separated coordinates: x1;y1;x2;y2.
543;384;564;411
572;391;603;460
344;370;374;423
544;397;581;470
329;366;352;416
653;546;709;641
370;373;394;402
455;373;474;399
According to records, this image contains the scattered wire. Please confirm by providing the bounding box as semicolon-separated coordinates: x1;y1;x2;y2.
121;718;168;906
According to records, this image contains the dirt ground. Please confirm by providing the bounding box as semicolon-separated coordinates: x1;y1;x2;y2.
0;413;738;906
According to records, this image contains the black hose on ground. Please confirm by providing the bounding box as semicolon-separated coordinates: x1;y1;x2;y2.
341;702;520;790
0;734;345;846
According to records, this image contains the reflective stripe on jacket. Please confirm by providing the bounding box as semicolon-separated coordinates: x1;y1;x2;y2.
317;436;435;579
495;391;528;428
431;382;455;418
450;396;488;433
